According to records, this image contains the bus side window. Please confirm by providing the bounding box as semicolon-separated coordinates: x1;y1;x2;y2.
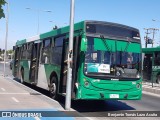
41;39;51;64
22;44;27;60
26;43;33;60
51;36;64;65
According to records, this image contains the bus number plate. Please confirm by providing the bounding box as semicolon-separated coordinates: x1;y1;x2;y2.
110;94;119;98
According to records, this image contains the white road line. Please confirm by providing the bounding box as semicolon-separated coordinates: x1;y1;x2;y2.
34;117;41;120
11;97;19;103
143;86;152;88
7;77;59;104
1;88;6;91
0;93;29;95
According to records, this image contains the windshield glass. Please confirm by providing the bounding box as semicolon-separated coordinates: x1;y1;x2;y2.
84;37;141;79
86;23;140;41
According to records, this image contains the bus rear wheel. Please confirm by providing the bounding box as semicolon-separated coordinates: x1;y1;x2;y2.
50;76;58;100
156;75;160;84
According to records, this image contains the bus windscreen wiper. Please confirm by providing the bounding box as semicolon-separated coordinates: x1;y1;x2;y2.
122;37;131;55
100;35;110;51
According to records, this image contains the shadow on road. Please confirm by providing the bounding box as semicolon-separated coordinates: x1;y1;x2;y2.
57;96;135;112
71;100;135;112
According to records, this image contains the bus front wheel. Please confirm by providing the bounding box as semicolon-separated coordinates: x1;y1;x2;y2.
50;76;58;100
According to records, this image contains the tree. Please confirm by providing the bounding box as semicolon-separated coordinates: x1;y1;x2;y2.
7;49;13;54
0;0;6;19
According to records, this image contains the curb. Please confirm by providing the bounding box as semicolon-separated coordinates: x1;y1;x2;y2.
142;83;160;95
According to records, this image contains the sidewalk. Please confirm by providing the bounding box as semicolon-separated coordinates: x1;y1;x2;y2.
142;81;160;95
0;61;9;64
0;76;84;120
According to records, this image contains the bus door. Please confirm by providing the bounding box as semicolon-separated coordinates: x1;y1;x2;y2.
143;54;152;81
13;47;21;78
60;36;80;98
60;40;68;93
29;42;41;85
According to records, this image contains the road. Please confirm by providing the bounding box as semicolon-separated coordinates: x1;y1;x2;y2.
0;61;12;76
0;62;160;120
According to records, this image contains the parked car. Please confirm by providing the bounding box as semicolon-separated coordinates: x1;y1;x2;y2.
10;60;14;70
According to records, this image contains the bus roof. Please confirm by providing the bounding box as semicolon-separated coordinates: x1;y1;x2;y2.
142;46;160;54
16;21;85;46
16;20;139;46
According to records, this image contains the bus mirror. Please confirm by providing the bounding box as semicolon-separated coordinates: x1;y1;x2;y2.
13;46;15;50
81;38;87;51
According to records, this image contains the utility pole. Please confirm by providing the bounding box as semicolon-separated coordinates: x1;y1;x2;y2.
150;28;159;47
144;28;150;48
65;0;75;110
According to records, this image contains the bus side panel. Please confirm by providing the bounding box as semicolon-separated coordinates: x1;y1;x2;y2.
44;64;61;91
36;64;61;91
36;64;49;90
20;60;30;83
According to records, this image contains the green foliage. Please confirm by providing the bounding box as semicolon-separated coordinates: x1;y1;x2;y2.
7;49;13;54
0;0;6;19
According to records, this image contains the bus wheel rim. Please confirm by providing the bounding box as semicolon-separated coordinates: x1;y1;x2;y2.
51;83;56;95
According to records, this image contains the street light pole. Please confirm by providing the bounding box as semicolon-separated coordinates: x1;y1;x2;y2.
26;8;52;35
4;0;9;77
152;19;160;46
151;28;159;47
65;0;75;110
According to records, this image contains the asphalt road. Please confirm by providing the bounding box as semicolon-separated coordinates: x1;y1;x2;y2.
0;61;12;76
0;63;160;120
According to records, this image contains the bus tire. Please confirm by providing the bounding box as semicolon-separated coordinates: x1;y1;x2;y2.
21;69;24;84
50;76;58;100
156;75;160;84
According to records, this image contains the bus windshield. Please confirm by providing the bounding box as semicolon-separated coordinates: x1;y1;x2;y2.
84;37;141;79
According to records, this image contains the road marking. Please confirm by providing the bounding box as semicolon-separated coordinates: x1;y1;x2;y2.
1;88;6;91
7;77;59;104
11;97;19;103
0;93;29;95
34;117;41;120
143;86;153;88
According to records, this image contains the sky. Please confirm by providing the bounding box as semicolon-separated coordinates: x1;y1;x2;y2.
0;0;160;50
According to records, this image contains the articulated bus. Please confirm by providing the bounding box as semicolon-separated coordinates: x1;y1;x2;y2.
12;20;142;100
142;47;160;84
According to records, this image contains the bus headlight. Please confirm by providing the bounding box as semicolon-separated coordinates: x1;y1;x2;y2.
136;83;141;89
136;73;140;78
84;81;89;87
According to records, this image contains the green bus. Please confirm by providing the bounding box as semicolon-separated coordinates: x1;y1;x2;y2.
12;20;142;100
142;47;160;84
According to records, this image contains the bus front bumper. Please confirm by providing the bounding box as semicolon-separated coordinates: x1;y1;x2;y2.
77;87;142;100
